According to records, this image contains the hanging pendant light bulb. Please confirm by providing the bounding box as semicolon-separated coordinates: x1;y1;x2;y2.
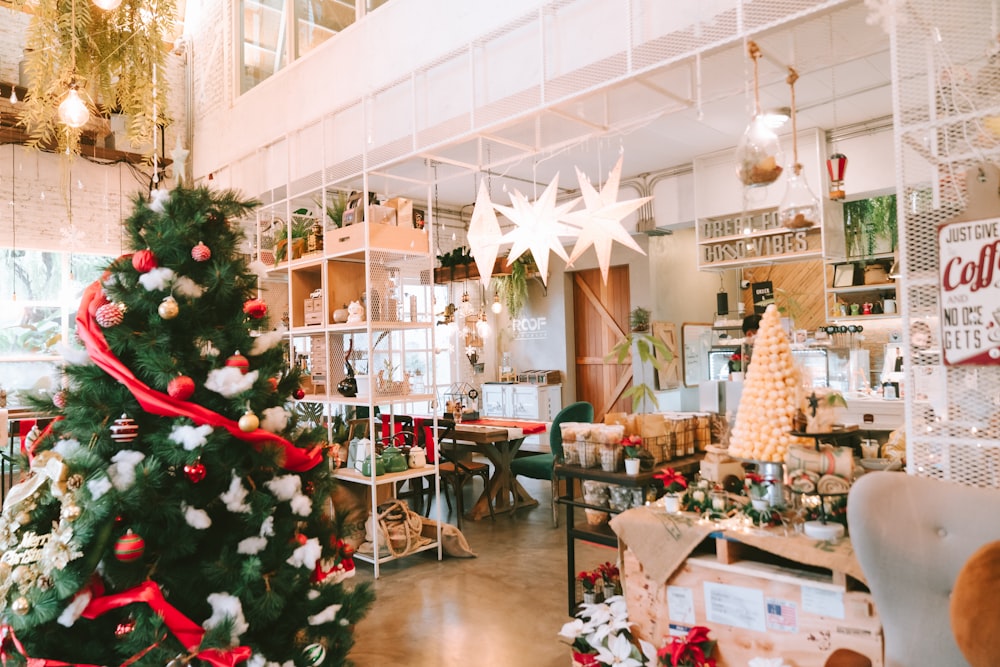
476;310;491;339
736;41;784;188
92;0;123;9
778;66;821;229
491;293;502;314
58;87;90;128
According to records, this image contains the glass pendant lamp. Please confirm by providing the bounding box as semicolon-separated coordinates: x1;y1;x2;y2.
778;66;820;229
736;41;784;187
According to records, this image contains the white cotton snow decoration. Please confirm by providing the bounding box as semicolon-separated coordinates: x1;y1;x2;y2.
204;366;259;398
221;474;252;514
265;475;312;517
247;657;266;667
260;407;289;434
183;503;212;529
53;438;82;459
286;537;321;570
173;275;205;299
138;266;175;292
307;590;320;600
249;331;284;355
203;592;249;644
307;603;343;626
107;450;146;491
237;536;267;554
148;188;170;213
56;589;92;627
58;343;91;366
265;475;300;501
259;515;275;537
169;423;214;451
87;475;112;500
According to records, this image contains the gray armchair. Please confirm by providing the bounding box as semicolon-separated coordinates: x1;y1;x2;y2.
847;471;1000;667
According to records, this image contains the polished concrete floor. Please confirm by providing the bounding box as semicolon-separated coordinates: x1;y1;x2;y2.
348;476;612;666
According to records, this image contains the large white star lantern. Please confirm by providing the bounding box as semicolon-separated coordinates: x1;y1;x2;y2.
466;179;503;288
495;176;579;286
565;155;651;284
464;154;650;287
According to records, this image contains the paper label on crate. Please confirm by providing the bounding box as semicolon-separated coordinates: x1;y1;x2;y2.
667;623;692;637
801;586;845;619
667;586;696;625
703;582;766;632
765;598;798;633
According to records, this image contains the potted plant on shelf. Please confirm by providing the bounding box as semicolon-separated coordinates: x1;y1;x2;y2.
652;468;688;513
576;569;602;605
491;252;536;317
623;435;644;475
598;561;621;599
607;321;673;412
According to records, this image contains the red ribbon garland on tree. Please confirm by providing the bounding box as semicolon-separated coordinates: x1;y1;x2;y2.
76;279;321;473
81;581;252;667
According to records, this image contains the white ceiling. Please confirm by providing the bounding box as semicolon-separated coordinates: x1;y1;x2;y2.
416;2;894;212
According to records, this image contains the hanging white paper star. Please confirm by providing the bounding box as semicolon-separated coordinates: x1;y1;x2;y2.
495;176;579;285
466;179;502;287
564;156;650;284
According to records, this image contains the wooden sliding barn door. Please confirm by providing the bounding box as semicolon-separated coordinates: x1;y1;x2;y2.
572;266;631;421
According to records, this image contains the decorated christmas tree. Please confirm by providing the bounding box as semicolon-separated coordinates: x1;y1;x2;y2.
0;184;373;666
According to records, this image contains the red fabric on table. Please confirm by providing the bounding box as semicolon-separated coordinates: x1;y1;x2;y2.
461;418;547;435
381;415;435;461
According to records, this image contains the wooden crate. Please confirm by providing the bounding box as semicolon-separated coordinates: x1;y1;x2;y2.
621;538;883;667
325;221;429;256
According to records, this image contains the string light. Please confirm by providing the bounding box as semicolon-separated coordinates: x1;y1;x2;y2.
92;0;123;9
59;0;91;129
491;293;502;314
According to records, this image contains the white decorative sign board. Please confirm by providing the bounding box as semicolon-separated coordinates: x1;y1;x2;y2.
938;216;1000;365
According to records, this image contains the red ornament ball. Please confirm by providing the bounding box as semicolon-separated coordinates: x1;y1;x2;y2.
110;414;139;443
95;303;124;328
191;241;211;262
53;390;68;409
132;249;158;274
268;377;279;392
167;375;196;400
293;388;305;400
183;461;207;484
243;298;267;319
226;352;249;374
114;531;145;562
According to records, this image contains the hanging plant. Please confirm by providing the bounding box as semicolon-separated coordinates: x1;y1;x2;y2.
492;254;533;317
17;0;177;156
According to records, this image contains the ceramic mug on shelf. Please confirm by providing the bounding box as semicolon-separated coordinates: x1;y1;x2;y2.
883;298;897;314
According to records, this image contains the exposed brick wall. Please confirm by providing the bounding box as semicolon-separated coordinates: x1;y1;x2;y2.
0;9;28;85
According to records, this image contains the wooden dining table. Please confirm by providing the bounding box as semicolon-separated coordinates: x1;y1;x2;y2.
450;419;548;521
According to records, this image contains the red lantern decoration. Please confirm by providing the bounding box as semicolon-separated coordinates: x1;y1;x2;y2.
826;152;847;200
132;249;158;273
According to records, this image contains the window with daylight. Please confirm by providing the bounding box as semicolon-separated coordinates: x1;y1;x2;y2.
241;0;394;94
0;250;114;408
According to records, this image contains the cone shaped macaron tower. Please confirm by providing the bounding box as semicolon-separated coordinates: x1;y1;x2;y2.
727;304;810;462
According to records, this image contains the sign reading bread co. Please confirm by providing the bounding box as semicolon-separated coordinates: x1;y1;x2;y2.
698;209;822;267
938;216;1000;365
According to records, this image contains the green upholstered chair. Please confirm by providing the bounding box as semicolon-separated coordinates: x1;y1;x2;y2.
510;401;594;527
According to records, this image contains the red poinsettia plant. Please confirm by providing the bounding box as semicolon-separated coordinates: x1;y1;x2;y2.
577;569;602;593
744;472;771;499
598;561;620;587
654;467;688;493
623;434;643;459
728;351;743;372
658;625;717;666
